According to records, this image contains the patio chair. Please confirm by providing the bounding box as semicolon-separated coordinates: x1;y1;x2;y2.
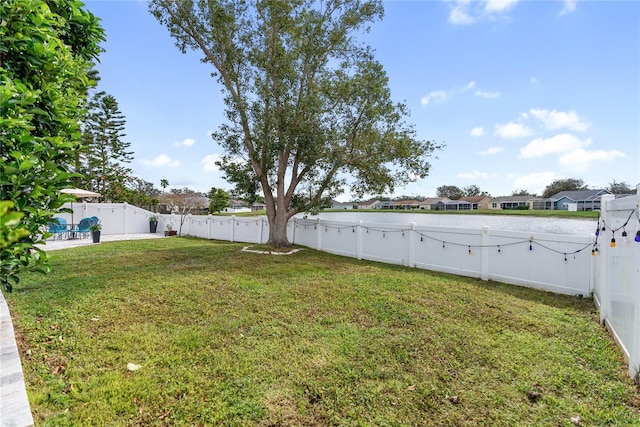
72;217;93;239
48;217;68;240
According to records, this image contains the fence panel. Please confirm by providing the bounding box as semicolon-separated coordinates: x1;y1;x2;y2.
413;226;483;278
488;230;592;296
360;223;410;266
597;192;640;380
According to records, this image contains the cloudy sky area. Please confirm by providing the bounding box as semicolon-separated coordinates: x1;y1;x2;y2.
85;0;639;200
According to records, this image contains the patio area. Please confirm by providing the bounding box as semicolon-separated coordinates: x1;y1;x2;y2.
37;233;165;252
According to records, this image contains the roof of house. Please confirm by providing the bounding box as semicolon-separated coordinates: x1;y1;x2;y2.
492;195;541;202
547;189;610;202
460;195;491;203
420;197;450;204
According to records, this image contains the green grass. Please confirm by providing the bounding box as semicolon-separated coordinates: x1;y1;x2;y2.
6;238;638;426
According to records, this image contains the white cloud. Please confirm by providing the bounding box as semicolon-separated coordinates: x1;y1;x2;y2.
173;138;195;147
530;76;538;85
457;171;492;180
420;90;447;106
201;153;223;172
495;122;533;139
448;1;476;25
519;133;591;158
529;108;591;132
463;81;476;91
475;89;500;99
448;0;519;25
470;127;485;137
559;149;626;172
513;171;560;195
484;0;519;13
140;154;180;168
480;146;504;155
559;0;577;15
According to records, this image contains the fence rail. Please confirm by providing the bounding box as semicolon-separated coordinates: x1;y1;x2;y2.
55;188;640;380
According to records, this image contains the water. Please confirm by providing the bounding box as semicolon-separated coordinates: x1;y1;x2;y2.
298;212;597;236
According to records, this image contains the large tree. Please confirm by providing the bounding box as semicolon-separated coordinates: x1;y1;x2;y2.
208;187;230;214
607;180;635;195
80;92;134;202
436;185;464;200
150;0;442;247
542;178;588;199
0;0;103;291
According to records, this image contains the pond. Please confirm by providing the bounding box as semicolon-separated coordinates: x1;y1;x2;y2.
298;212;598;236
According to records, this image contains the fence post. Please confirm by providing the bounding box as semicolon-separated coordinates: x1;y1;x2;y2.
186;214;192;236
599;194;615;325
408;223;416;267
208;215;212;240
231;215;236;242
356;220;363;260
316;218;322;250
123;202;128;234
482;226;490;281
260;217;265;244
291;217;297;244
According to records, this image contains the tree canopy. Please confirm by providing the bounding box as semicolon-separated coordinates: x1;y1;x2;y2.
542;179;588;199
150;0;442;246
0;0;104;291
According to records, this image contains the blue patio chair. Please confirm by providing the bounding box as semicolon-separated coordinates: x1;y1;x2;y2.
72;217;93;239
48;217;67;240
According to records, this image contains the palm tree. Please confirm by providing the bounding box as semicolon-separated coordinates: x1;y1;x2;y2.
160;179;169;194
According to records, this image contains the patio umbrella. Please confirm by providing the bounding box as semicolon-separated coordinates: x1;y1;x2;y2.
60;188;101;225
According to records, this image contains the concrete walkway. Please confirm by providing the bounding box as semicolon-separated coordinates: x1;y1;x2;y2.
36;232;165;252
1;233;164;427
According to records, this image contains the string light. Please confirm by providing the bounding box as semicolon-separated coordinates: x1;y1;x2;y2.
610;233;616;248
529;240;533;251
468;246;471;255
621;229;628;244
420;235;423;242
635;231;640;243
497;245;501;253
564;253;568;262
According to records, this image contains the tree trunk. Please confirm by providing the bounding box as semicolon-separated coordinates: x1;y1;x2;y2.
267;209;291;248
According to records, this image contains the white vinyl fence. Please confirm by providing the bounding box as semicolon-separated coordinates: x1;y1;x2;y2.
55;189;640;380
592;192;640;381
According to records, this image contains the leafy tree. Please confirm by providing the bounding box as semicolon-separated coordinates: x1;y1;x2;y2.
462;185;482;197
125;177;161;208
150;0;442;247
0;0;103;291
542;178;588;199
163;188;207;236
160;178;169;193
208;187;230;214
607;180;635;194
512;189;535;196
81;92;134;202
436;185;464;200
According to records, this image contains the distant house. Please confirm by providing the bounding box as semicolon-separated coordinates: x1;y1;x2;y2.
544;189;611;211
419;197;450;210
331;200;354;210
394;199;422;210
489;196;542;210
357;199;380;209
223;199;251;213
460;195;492;210
443;199;473;210
251;202;266;211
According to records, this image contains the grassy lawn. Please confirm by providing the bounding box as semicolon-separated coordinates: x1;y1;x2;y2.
6;238;638;426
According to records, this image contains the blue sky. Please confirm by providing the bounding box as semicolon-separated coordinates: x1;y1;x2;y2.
84;0;639;200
